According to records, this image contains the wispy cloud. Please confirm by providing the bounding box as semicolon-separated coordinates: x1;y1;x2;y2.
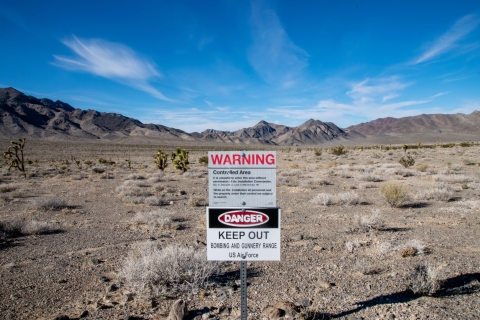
347;76;411;106
267;76;451;127
248;2;309;87
53;36;176;102
415;14;480;64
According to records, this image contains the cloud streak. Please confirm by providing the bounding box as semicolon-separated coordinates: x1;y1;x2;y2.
53;36;176;102
248;2;309;87
415;14;480;64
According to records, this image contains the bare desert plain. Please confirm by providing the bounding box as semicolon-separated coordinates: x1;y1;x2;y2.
0;139;479;320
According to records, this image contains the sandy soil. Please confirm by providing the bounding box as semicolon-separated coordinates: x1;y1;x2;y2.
0;140;479;320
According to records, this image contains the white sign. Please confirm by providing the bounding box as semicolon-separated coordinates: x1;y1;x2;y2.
208;151;276;207
206;207;281;261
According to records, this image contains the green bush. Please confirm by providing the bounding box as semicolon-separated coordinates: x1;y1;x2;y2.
331;145;347;156
399;155;415;168
199;156;208;165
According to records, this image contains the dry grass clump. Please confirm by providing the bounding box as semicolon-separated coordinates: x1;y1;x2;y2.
358;182;377;189
384;167;417;177
311;193;334;206
406;264;443;296
414;182;455;201
35;197;68;211
353;209;385;232
280;169;303;177
133;209;184;230
356;173;382;182
415;163;429;172
433;174;473;184
0;184;18;193
188;196;207;207
311;191;359;206
399;239;428;257
126;174;146;180
1;219;57;237
337;191;360;206
182;170;206;178
117;185;153;197
277;177;297;187
21;220;56;235
379;183;408;208
119;242;220;297
299;178;330;188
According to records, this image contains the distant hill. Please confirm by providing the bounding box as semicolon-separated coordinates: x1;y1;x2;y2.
0;87;193;142
347;112;480;136
1;87;478;145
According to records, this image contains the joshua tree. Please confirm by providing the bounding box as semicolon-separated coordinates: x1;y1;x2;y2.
3;138;27;177
171;147;189;172
154;149;169;171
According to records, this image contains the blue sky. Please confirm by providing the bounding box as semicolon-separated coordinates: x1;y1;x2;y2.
1;1;479;133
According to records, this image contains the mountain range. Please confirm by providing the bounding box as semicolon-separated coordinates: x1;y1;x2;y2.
1;87;479;145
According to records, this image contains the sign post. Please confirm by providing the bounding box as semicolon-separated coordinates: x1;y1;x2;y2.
207;151;280;320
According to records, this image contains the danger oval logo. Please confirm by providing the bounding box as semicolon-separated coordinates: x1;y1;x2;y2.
218;210;269;227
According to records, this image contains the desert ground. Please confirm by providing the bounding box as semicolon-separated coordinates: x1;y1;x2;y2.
0;139;479;320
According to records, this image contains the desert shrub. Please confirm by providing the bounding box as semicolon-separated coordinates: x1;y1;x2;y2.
314;148;322;156
21;220;56;235
459;142;473;147
355;258;381;275
415;163;429;172
406;264;443;296
199;156;208;165
0;185;17;193
0;220;24;237
433;174;473;184
119;242;220;296
337;191;360;206
277;177;296;187
296;148;302;153
331;145;347;156
353;209;385;232
98;158;115;165
126;174;146;180
401;239;428;256
359;182;377;189
133;209;183;229
356;173;382;182
91;167;105;174
462;159;476;166
1;219;56;236
379;183;408;208
117;186;153;197
345;240;360;253
441;143;455;148
311;193;334;206
35;197;67;211
188;196;207;207
399;155;415;168
281;169;302;177
414;183;454;201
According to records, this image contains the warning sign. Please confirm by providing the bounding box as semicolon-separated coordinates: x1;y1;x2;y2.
206;207;281;261
208;151;276;207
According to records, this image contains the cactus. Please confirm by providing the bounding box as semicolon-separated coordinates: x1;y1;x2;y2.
154;149;169;171
171;147;189;172
3;138;27;177
402;144;408;152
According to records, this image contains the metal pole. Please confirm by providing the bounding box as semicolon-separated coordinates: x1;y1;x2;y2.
240;261;248;320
